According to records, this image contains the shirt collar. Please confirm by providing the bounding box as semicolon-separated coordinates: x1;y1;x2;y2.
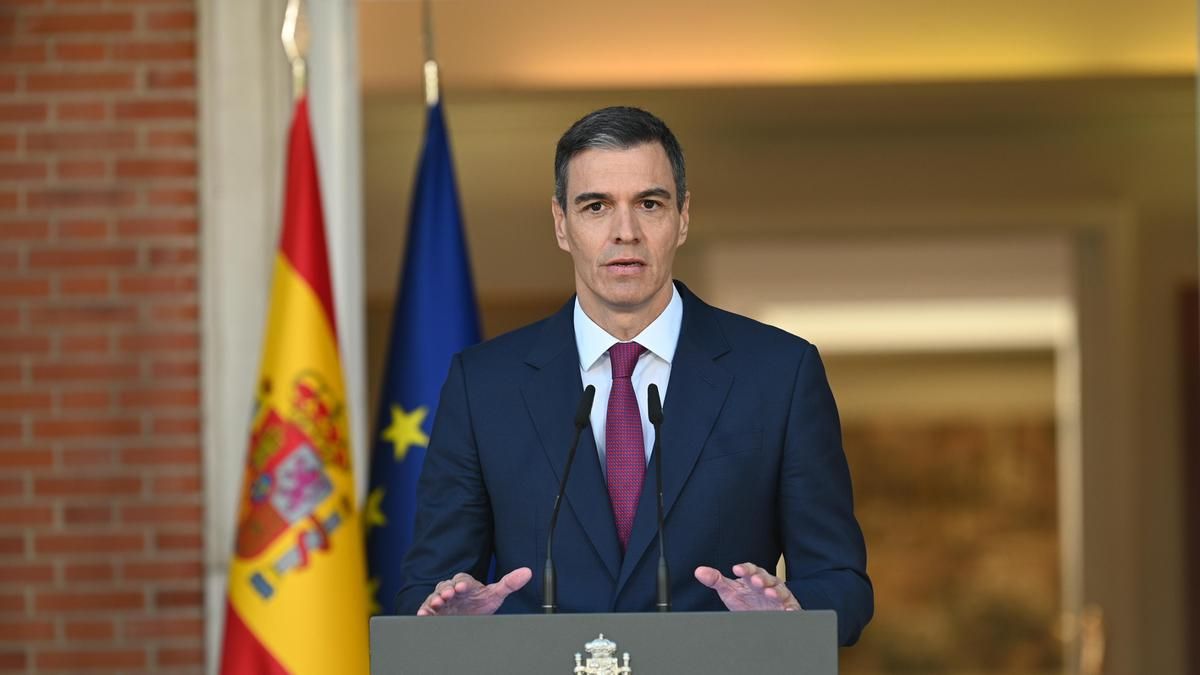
574;283;683;371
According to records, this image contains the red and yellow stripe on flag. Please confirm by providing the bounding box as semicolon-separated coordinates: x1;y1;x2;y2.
221;96;369;675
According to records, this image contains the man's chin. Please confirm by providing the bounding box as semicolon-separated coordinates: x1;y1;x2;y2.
596;288;667;313
578;277;672;314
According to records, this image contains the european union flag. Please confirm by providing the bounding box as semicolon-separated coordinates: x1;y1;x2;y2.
365;100;480;615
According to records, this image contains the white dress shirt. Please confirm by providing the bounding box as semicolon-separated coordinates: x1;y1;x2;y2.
573;285;683;473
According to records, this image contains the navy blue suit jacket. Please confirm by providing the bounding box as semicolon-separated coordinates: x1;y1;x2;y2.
397;282;873;645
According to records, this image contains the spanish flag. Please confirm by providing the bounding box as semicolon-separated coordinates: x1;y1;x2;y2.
220;96;370;675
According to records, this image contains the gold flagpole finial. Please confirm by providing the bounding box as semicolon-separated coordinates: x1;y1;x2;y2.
282;0;310;102
422;0;439;106
424;60;439;107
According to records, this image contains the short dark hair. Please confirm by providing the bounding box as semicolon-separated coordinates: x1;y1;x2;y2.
554;106;687;210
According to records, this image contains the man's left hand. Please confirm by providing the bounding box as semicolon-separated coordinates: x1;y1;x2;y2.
694;562;802;612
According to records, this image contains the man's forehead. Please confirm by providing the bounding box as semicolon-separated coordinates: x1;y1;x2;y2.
566;143;673;192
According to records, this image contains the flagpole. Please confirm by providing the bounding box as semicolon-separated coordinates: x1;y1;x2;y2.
422;0;439;106
282;0;309;101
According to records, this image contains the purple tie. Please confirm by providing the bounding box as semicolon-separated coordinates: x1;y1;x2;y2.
606;341;646;550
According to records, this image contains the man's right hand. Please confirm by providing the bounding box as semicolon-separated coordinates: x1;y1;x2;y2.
415;567;533;616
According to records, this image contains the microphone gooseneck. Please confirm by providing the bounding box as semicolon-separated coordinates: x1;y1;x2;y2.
543;384;596;614
647;383;670;612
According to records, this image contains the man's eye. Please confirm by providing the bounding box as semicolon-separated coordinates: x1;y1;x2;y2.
641;200;660;210
586;202;604;213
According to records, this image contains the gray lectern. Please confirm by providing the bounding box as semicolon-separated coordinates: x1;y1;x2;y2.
370;610;837;674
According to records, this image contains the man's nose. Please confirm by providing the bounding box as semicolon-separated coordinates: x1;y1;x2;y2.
611;204;641;243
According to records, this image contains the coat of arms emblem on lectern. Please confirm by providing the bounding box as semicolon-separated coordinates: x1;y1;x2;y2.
573;634;632;674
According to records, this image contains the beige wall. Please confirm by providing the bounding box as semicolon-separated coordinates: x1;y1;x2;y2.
363;75;1197;674
826;350;1057;422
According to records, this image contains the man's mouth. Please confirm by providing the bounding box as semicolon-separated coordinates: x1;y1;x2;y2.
604;258;645;268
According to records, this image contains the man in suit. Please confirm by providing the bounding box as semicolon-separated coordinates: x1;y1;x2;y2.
397;106;873;645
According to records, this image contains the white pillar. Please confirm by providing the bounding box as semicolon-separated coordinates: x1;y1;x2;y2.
306;0;367;500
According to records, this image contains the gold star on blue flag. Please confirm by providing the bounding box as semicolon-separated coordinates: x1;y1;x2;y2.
365;99;480;616
364;486;388;532
381;405;429;461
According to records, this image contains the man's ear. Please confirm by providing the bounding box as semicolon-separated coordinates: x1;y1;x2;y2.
677;191;690;245
552;196;570;253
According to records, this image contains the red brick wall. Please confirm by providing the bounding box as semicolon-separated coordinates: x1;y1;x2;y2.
0;1;203;673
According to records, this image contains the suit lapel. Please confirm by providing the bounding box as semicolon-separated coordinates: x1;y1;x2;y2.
520;301;621;581
616;284;732;595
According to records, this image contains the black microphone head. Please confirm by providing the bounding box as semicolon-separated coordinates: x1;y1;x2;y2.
575;385;596;428
647;383;663;424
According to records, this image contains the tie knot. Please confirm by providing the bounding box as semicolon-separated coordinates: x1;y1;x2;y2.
608;342;645;379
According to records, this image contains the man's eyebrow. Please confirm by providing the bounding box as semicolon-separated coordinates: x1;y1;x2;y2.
635;187;673;201
573;192;610;205
572;187;674;205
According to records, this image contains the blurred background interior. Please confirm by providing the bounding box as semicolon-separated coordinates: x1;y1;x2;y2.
1;0;1197;673
357;2;1200;673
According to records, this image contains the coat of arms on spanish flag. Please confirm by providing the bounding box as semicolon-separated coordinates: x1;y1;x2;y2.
220;96;369;675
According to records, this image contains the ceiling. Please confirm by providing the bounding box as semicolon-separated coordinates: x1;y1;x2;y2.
358;0;1196;93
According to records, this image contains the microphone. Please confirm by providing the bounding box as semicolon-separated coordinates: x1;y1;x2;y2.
543;384;596;614
647;383;670;612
